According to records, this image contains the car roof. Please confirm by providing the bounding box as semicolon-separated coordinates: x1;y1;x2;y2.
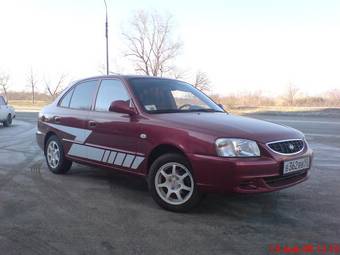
77;75;179;83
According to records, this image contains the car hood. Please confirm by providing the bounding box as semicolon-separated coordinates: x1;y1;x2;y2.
153;112;303;144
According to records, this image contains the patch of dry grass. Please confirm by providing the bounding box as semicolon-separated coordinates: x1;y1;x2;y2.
228;106;328;114
8;100;50;111
6;99;340;117
228;106;340;117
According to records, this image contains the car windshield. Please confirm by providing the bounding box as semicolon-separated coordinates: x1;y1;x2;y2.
128;78;224;114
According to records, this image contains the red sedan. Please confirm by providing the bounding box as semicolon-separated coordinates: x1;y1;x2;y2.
36;76;313;211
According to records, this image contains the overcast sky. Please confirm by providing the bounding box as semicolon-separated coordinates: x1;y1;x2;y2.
0;0;339;96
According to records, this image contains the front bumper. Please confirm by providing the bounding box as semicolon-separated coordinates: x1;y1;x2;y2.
189;148;313;194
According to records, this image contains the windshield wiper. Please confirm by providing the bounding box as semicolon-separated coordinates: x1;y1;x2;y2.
148;109;224;114
185;109;223;113
148;109;182;114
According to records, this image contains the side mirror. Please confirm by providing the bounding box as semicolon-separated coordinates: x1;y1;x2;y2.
109;100;136;115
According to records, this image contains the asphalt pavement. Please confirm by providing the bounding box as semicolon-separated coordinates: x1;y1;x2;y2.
0;111;339;255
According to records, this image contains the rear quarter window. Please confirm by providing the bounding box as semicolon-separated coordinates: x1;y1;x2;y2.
59;88;74;108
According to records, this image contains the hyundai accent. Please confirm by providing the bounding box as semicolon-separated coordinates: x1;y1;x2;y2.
36;76;313;211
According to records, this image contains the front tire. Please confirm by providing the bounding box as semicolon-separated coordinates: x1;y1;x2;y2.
148;153;202;212
3;114;12;127
45;135;72;174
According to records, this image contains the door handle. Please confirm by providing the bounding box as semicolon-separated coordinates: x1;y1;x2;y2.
88;121;97;128
54;116;61;123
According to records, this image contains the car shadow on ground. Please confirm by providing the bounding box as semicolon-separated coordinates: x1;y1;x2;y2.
0;124;18;129
65;164;289;222
68;164;149;193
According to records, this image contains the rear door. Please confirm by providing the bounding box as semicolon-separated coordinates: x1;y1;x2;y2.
84;78;145;172
49;80;98;160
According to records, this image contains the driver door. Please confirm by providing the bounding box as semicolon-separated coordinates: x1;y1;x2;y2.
85;79;144;172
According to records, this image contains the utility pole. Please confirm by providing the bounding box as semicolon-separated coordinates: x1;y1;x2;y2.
104;0;109;75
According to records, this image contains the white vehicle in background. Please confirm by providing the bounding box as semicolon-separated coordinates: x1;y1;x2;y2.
0;96;15;127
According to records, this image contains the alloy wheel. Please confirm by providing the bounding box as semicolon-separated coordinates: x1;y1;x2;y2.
155;162;194;205
47;141;60;169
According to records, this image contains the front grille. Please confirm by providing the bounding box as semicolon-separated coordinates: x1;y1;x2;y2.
267;139;304;154
264;171;307;187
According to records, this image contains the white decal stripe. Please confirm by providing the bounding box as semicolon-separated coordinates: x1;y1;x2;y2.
62;138;82;144
47;123;92;144
87;146;105;161
45;123;146;167
122;154;135;168
68;144;145;170
62;124;146;169
114;153;126;166
68;144;88;158
131;156;145;169
107;152;117;164
85;143;144;156
102;150;110;162
46;123;92;143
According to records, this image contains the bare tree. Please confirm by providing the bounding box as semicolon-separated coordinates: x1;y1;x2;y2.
194;71;211;92
45;74;67;99
284;82;299;106
167;67;187;80
0;73;10;99
326;89;340;106
27;69;39;104
123;10;182;77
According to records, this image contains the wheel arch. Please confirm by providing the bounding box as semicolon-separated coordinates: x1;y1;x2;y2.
44;131;58;153
146;144;191;174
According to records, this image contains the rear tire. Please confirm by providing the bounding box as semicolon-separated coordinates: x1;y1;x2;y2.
45;135;72;174
148;153;202;212
3;114;12;127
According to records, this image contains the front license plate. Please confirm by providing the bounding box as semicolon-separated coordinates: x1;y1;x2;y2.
283;157;310;175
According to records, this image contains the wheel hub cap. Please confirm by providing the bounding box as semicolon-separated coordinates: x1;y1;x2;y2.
47;141;60;169
155;162;194;205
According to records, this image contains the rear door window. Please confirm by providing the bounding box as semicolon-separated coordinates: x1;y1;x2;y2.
69;80;97;110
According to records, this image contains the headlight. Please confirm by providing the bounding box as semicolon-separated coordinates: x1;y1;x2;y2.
215;138;260;157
